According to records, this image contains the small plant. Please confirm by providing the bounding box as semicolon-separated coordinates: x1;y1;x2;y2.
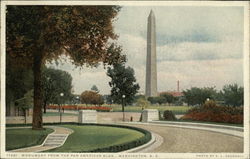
163;110;177;121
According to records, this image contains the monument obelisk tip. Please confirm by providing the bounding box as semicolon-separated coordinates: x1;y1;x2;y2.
149;10;155;17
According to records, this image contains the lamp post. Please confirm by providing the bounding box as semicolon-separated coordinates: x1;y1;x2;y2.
122;95;126;122
76;96;79;110
60;93;64;123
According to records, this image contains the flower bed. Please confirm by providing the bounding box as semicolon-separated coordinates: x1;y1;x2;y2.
47;105;112;112
181;101;243;124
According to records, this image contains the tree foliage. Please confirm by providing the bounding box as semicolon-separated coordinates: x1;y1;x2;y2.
107;64;140;105
183;87;217;106
160;92;176;105
220;84;243;107
91;85;99;93
136;98;150;110
80;91;104;106
6;6;124;129
7;6;125;67
15;89;34;110
14;90;34;123
147;96;166;105
6;58;33;115
41;67;73;113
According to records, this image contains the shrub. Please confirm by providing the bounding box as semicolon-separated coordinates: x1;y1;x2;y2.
181;100;243;124
47;105;112;112
163;110;177;121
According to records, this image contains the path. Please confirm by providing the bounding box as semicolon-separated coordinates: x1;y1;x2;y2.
6;113;244;153
122;122;243;153
9;126;73;152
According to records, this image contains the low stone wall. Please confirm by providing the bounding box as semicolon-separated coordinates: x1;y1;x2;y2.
6;112;142;124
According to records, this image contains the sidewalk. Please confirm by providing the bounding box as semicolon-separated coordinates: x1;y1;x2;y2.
9;126;73;152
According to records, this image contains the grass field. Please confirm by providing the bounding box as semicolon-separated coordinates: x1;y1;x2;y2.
47;125;144;152
6;128;53;150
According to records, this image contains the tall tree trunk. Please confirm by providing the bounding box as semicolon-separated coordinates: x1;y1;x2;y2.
23;108;26;124
32;54;43;130
43;102;47;114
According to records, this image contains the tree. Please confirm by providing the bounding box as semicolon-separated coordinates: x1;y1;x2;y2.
155;96;166;105
14;90;34;124
183;87;217;106
105;95;113;105
41;67;73;113
147;96;166;105
6;65;34;116
221;84;243;107
7;6;125;129
107;64;140;105
136;97;150;110
160;92;176;105
91;85;99;93
80;91;104;106
147;97;157;105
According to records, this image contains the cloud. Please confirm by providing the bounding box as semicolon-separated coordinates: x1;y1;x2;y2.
128;58;243;93
157;59;243;92
51;6;244;95
157;38;243;62
117;33;146;67
115;6;243;45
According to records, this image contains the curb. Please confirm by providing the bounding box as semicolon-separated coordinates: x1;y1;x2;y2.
150;121;243;132
124;122;243;138
121;132;156;153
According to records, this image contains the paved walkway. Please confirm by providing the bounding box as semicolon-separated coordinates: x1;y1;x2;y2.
9;126;73;152
121;122;243;153
148;121;243;138
6;113;244;153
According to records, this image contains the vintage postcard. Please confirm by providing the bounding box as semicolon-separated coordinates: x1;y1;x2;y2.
0;1;249;159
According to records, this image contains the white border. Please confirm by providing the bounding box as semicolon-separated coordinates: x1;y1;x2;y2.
243;2;250;156
1;1;249;159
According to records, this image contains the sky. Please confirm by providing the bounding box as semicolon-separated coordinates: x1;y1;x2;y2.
49;6;244;95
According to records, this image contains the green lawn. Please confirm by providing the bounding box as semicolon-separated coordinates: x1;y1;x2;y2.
47;125;144;152
6;128;53;150
109;105;191;114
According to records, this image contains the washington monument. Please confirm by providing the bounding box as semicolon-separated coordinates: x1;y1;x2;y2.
145;10;157;97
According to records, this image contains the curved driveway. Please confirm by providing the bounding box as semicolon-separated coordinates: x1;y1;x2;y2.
123;123;243;153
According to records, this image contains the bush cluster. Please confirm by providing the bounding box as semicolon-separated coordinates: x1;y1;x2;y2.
47;105;112;112
181;100;243;124
163;110;177;121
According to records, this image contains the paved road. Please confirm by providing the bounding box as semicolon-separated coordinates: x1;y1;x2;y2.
123;123;243;153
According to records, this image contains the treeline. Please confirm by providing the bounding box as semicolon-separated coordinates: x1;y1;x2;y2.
183;84;243;107
136;84;243;107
